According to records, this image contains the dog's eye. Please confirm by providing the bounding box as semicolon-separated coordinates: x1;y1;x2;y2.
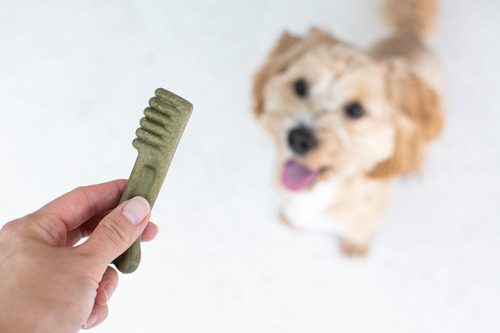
344;102;365;119
293;79;308;98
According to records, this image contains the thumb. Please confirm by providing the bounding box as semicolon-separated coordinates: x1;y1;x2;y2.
79;196;150;268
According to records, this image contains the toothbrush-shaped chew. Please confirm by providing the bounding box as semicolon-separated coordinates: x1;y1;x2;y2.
113;88;192;273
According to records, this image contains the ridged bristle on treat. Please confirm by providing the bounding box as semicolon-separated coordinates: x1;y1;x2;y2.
132;89;192;152
155;88;192;113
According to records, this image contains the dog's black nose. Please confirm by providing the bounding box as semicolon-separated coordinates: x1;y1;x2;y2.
288;126;317;155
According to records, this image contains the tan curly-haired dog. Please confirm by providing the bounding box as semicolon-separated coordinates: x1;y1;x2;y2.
252;0;444;255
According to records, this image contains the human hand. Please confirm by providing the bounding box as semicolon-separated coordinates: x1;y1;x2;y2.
0;180;158;333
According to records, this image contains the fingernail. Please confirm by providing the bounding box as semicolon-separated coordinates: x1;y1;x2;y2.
83;314;98;329
122;197;150;225
104;282;115;302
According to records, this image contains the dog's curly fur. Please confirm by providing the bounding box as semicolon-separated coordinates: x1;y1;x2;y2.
252;0;444;255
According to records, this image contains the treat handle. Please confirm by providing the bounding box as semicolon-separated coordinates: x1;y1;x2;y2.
113;152;166;273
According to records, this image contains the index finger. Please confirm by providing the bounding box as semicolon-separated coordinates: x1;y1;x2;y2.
38;179;127;231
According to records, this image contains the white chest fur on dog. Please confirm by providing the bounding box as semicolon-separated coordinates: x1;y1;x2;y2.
280;177;343;233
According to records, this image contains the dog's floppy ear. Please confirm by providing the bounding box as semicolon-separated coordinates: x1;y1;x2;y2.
368;61;444;178
269;31;301;58
252;32;301;117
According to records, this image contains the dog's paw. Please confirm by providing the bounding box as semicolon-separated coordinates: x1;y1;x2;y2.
278;212;296;230
339;238;371;257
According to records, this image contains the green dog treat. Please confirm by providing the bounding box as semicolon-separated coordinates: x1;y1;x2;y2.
113;88;192;273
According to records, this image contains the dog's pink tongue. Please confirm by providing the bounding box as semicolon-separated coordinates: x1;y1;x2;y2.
282;160;318;191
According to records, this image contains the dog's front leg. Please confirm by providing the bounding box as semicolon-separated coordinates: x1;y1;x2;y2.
338;234;372;256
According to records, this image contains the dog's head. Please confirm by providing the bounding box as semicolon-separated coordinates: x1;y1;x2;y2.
253;28;443;191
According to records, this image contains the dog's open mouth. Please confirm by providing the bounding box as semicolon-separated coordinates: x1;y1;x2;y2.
282;159;323;191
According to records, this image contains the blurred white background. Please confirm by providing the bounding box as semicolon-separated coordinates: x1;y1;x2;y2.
0;0;499;332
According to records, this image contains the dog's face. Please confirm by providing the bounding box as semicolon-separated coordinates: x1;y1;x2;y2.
253;29;443;192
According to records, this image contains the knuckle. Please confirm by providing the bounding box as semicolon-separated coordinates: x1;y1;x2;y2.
24;212;65;244
25;211;49;223
1;220;17;233
72;186;90;202
72;186;88;200
0;220;32;247
100;215;130;246
0;222;18;241
0;219;28;239
73;185;87;193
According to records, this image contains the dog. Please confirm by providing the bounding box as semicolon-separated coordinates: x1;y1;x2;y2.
252;0;444;255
